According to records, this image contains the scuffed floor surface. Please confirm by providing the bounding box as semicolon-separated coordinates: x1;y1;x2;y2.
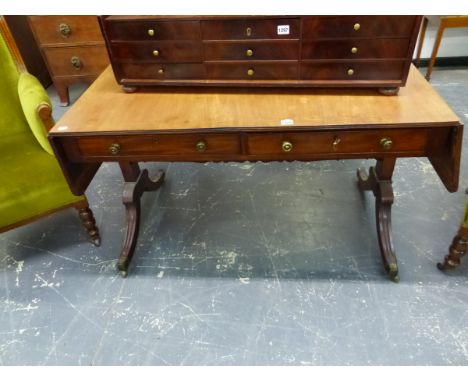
1;67;468;365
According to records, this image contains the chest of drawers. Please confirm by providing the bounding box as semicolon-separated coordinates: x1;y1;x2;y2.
99;16;422;95
28;16;110;106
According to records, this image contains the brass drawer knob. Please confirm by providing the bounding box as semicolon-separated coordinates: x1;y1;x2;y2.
152;50;160;57
59;23;71;38
158;68;164;74
332;136;341;151
108;143;120;155
70;56;81;70
282;141;293;152
351;47;358;54
347;68;354;76
354;23;361;31
246;49;253;57
247;68;254;76
196;141;207;152
246;27;252;36
148;29;155;36
380;138;393;150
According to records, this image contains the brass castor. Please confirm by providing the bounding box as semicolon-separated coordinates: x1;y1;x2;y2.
387;263;399;283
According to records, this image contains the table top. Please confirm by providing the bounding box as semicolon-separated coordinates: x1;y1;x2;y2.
51;65;461;135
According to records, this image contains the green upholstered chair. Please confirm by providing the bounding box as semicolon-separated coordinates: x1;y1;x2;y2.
0;18;100;245
438;198;468;270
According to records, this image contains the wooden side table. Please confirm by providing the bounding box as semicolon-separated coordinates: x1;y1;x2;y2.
415;15;468;81
48;65;463;281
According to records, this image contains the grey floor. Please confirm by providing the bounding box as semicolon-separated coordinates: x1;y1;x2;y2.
1;67;468;365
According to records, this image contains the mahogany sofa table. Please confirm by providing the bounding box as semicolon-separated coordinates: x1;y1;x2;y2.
49;65;463;281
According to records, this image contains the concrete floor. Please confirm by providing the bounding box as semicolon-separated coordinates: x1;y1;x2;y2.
1;67;468;365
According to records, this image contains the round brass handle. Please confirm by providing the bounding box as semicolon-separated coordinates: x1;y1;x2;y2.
347;68;354;76
70;56;81;70
247;68;254;76
196;141;207;152
108;143;120;155
148;29;155;36
246;49;253;57
380;138;393;150
354;23;361;31
246;27;252;36
158;68;164;74
282;141;293;153
351;47;358;54
59;23;71;38
152;50;160;57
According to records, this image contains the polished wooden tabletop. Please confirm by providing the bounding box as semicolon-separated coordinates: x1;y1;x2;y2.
51;65;460;135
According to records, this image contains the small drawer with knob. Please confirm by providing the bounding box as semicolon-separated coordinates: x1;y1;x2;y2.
201;18;300;40
103;19;201;41
301;39;411;60
110;42;203;62
76;134;241;159
119;63;205;80
300;61;405;81
206;62;298;80
246;129;430;157
204;41;299;61
42;45;109;76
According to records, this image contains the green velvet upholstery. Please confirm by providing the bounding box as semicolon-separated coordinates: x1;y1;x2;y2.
0;33;84;230
462;198;468;228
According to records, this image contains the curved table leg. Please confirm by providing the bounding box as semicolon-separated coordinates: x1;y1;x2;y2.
437;226;468;271
118;162;165;277
357;158;399;282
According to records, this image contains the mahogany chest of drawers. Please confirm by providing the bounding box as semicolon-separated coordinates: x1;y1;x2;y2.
28;16;110;106
99;16;422;94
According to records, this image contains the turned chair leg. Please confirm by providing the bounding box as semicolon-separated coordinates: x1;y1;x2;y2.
75;201;101;246
438;226;468;271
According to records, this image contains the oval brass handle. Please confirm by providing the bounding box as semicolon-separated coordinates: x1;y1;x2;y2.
246;49;253;57
59;23;71;38
247;68;254;76
108;143;120;155
354;23;361;31
380;138;393;150
347;68;354;76
70;56;81;70
152;50;160;57
148;29;155;36
351;47;358;54
246;27;252;36
196;141;207;152
282;141;293;153
332;136;341;151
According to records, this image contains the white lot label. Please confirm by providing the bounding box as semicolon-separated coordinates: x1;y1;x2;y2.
277;25;290;35
281;118;294;125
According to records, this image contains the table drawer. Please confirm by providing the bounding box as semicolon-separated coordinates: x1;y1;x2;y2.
110;41;203;62
119;63;205;79
300;61;405;81
76;134;241;157
204;40;299;61
28;16;104;45
302;38;411;60
201;18;300;40
104;19;201;41
42;46;109;77
206;62;298;80
302;16;418;38
246;129;430;156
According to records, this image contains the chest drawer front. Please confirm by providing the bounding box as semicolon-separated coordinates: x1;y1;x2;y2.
302;16;418;39
204;40;299;61
28;16;104;45
77;134;241;158
246;129;429;156
119;63;205;79
110;42;203;62
302;39;411;60
105;20;201;41
206;62;298;80
301;61;405;81
201;18;300;40
42;46;109;77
